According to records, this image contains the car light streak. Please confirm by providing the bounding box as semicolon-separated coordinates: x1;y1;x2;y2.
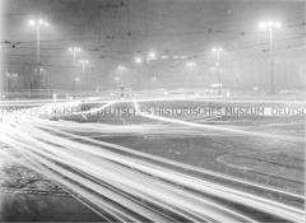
0;100;304;222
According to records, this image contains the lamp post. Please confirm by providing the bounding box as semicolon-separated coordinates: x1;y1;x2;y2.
0;42;8;97
212;47;222;65
74;77;80;97
259;20;281;93
134;56;143;65
77;60;89;96
147;50;157;63
133;56;145;88
69;47;81;95
212;47;223;95
117;65;126;86
79;59;89;74
116;65;126;98
69;47;81;65
28;19;49;64
133;50;158;90
29;19;49;96
186;61;196;72
79;59;89;96
185;61;197;88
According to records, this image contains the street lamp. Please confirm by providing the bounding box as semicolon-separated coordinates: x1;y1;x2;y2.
116;65;126;98
212;47;223;66
28;18;49;95
69;47;82;65
28;18;49;63
74;77;80;83
161;55;169;60
134;56;143;65
117;65;126;85
147;50;157;62
212;47;223;95
114;76;120;83
259;20;281;93
186;61;196;71
259;21;281;49
79;59;89;73
117;65;126;72
73;77;81;97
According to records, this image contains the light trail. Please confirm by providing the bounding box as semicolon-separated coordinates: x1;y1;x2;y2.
133;99;304;144
2;123;252;222
30;117;304;200
0;100;304;222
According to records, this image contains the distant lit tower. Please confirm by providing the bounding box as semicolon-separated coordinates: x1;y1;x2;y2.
259;20;281;93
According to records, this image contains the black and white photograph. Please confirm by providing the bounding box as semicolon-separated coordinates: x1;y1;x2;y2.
0;0;305;222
